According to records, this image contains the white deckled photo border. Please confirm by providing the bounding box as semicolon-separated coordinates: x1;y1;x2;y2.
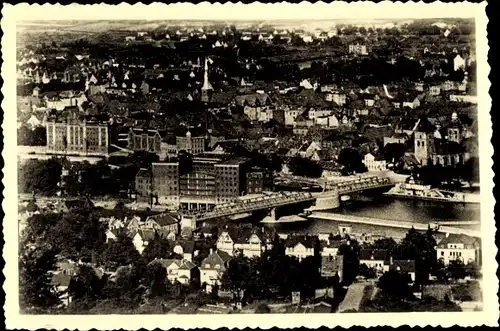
2;2;496;329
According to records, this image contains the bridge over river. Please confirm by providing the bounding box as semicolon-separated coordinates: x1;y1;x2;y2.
309;212;481;238
179;176;395;229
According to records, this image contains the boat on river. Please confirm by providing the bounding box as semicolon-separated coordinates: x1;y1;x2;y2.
384;176;480;204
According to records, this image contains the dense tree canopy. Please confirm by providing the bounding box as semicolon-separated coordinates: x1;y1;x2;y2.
102;233;143;270
19;245;61;310
19;158;62;196
142;233;172;262
288;156;323;178
337;148;367;175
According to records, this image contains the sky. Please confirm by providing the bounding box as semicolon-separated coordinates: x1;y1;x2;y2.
8;2;485;22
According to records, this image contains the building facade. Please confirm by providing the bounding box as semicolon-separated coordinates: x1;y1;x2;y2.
214;159;248;204
152;162;180;206
246;172;264;195
46;119;108;156
176;132;205;155
128;128;161;153
179;171;216;210
414;131;435;165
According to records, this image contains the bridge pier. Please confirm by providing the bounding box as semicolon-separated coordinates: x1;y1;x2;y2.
313;189;340;210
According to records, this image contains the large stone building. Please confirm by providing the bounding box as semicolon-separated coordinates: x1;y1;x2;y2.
176;131;205;155
150;157;250;210
152;162;180;206
128;128;161;153
179;171;216;210
214;158;249;204
46;112;108;156
413;119;436;165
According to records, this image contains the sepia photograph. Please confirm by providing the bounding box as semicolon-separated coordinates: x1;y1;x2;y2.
2;2;496;329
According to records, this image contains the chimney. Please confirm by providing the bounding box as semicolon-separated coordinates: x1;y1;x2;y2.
210;248;213;255
390;256;393;265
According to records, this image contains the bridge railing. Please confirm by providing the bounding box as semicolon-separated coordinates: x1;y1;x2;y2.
183;191;315;221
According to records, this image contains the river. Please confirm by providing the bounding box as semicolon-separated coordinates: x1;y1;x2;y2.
268;195;481;240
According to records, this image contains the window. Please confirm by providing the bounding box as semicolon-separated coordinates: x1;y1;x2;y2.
441;251;444;256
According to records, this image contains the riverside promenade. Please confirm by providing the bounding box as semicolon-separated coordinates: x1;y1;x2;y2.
309;212;481;238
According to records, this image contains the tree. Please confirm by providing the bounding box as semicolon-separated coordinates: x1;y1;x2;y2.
68;265;106;304
377;270;413;301
447;260;467;280
395;227;437;286
221;254;253;303
288;156;323;178
371;238;398;252
359;264;377;279
19;158;63;195
19;245;61;310
337;148;367;175
142;262;169;298
142;233;172;262
103;261;147;305
102;233;143;270
383;143;406;164
337;240;360;286
27;212;61;239
461;157;480;185
48;210;106;262
255;304;271;313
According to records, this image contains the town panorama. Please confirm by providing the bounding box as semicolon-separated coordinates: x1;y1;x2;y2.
17;18;482;314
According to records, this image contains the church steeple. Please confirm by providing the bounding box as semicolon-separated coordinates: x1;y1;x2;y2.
201;57;213;103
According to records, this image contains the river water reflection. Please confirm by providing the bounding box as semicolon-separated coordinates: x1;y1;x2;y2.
271;196;481;240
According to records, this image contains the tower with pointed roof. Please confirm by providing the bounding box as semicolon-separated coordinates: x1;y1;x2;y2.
201;57;213;103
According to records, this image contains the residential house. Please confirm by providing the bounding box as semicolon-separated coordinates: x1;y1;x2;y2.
200;249;232;289
285;235;319;261
284;108;303;126
385;258;417;283
449;95;477;104
359;249;388;273
105;227;121;244
429;85;441;96
324;91;346;106
308;108;332;120
149;258;199;285
362;153;388;171
320;239;343;258
315;114;339;128
402;96;421;109
436;233;481;266
216;227;275;258
143;213;180;234
235;93;273;123
172;240;195;262
453;54;466;71
150;259;181;283
349;44;368;56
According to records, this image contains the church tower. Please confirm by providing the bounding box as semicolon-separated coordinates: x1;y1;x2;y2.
201;57;213;103
414;119;436;166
